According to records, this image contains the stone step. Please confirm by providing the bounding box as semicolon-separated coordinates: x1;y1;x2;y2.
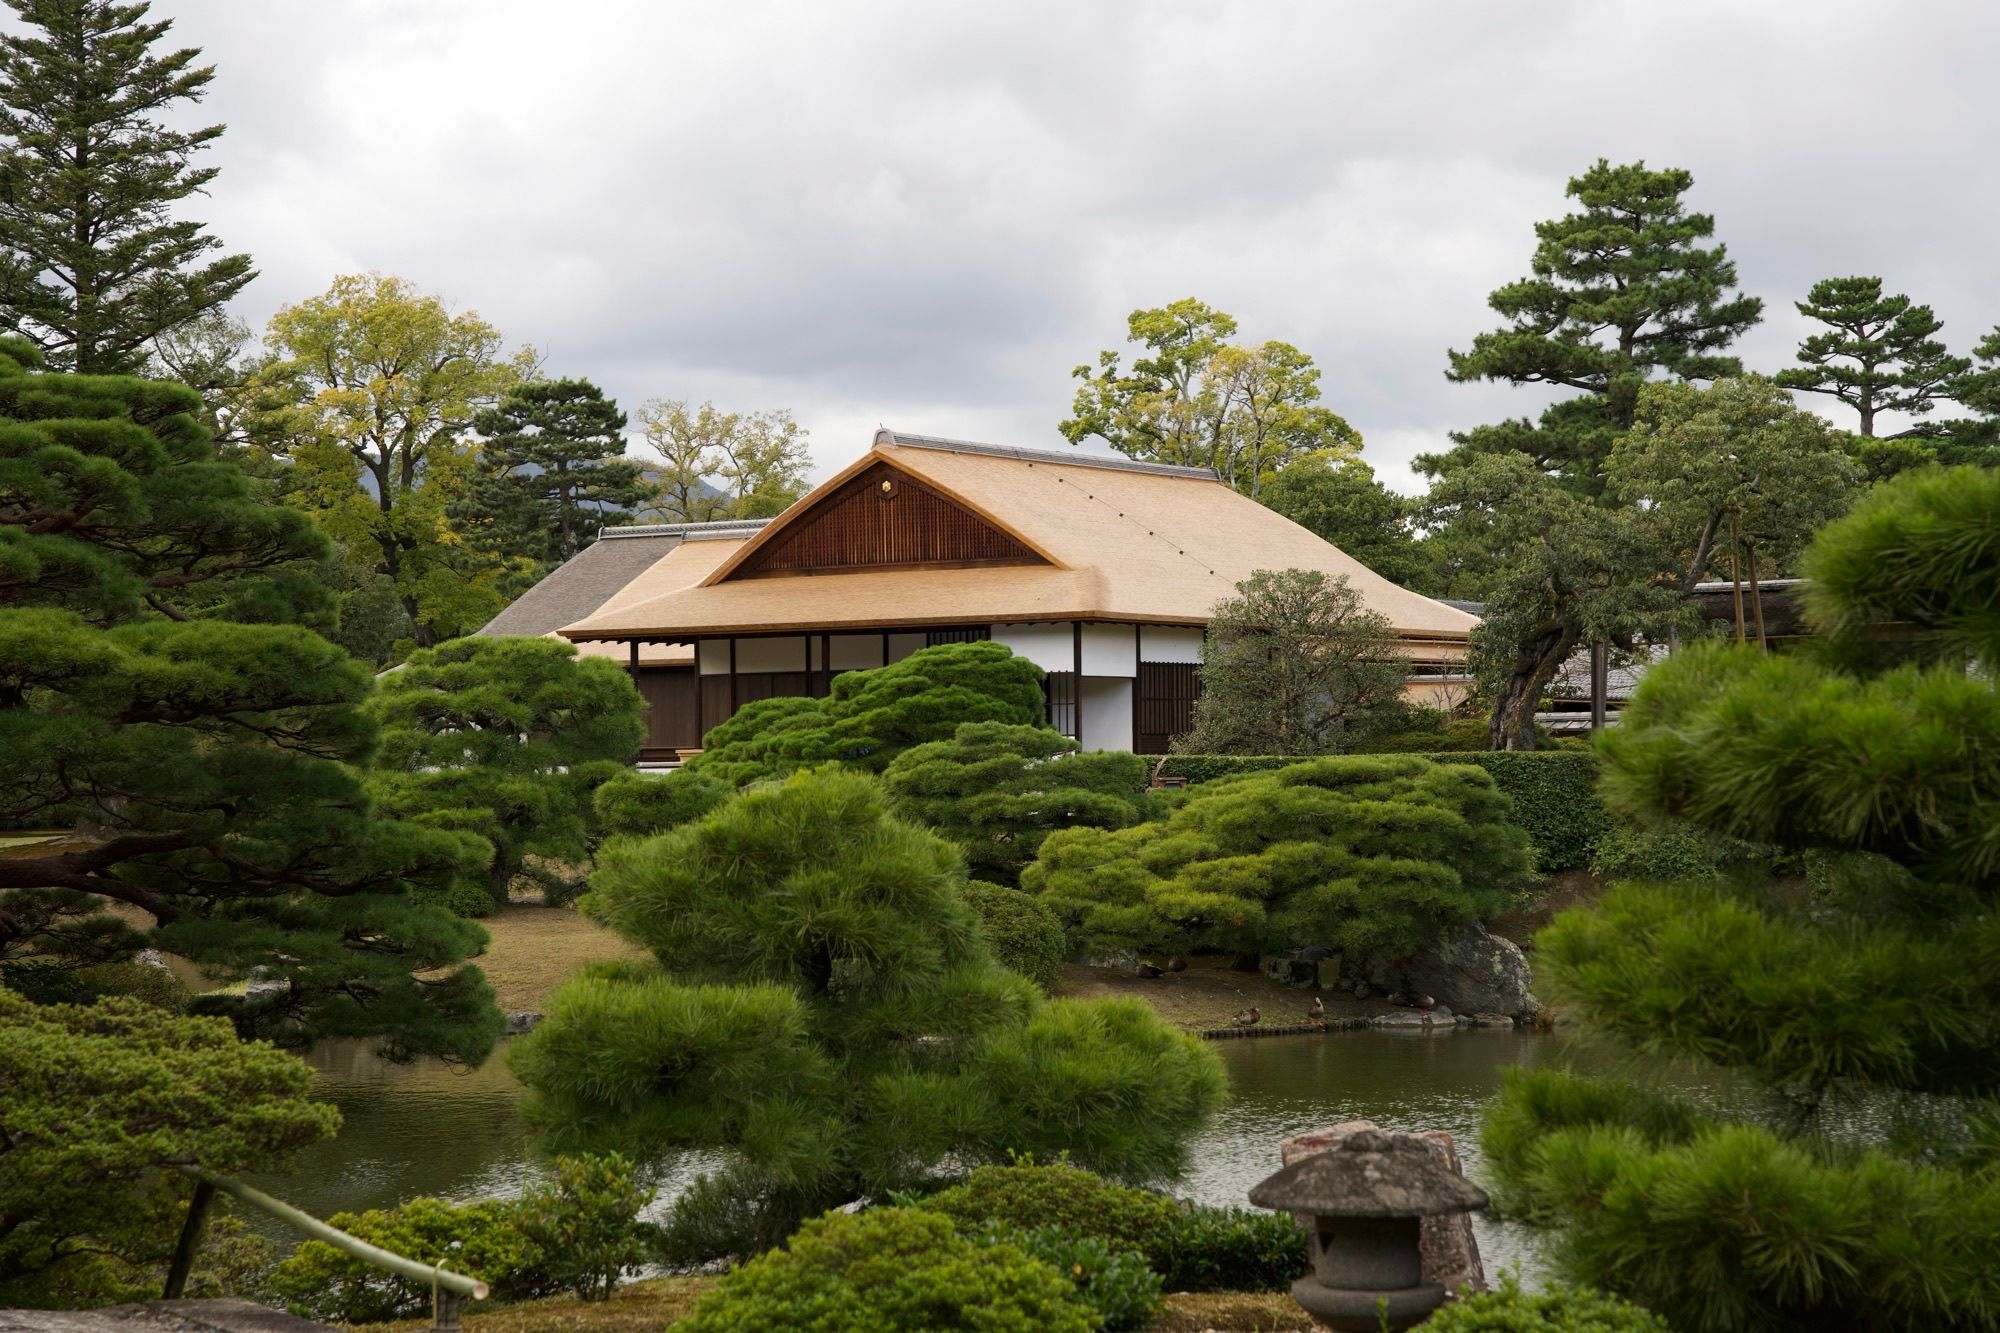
0;1300;331;1333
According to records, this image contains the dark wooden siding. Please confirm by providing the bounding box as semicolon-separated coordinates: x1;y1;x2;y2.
1046;670;1078;740
733;462;1042;578
925;626;991;647
1135;662;1199;753
635;666;701;754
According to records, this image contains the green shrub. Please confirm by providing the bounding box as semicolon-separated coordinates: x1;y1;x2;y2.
1589;822;1737;882
1028;756;1535;959
270;1196;550;1324
923;1162;1178;1257
1152;1205;1305;1293
515;1153;657;1301
1143;750;1606;873
591;769;730;841
0;959;189;1009
1424;1272;1668;1331
412;876;498;918
1347;717;1490;753
963;883;1067;990
675;1207;1096;1333
688;642;1047;786
975;1222;1162;1330
883;722;1153;883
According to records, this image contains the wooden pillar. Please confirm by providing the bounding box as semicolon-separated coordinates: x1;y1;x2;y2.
727;637;738;718
627;639;639;678
1072;621;1085;746
1131;623;1141;749
820;633;832;696
1589;641;1608;731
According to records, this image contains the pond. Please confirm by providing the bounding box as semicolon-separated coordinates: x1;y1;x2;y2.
252;1026;1575;1281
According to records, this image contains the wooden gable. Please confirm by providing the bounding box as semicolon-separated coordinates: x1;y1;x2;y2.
727;461;1046;579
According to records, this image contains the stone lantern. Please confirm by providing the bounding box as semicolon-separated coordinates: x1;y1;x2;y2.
1247;1126;1488;1332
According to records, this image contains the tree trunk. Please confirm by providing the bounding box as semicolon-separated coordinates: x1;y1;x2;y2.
163;1180;216;1300
1488;624;1576;751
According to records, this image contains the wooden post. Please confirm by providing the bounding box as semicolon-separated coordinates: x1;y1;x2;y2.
1589;641;1608;731
1747;545;1768;650
1729;514;1746;644
1131;624;1142;751
1072;621;1085;746
627;640;638;677
727;637;738;718
162;1178;216;1299
820;633;832;696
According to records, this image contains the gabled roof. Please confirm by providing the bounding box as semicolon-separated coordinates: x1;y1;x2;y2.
477;519;769;664
560;432;1478;642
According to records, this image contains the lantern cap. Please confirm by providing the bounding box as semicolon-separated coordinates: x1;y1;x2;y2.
1247;1128;1489;1218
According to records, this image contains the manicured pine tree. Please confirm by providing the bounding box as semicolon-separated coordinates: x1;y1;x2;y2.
1484;465;2000;1330
511;767;1225;1259
0;0;253;373
464;378;650;568
367;636;646;910
0;335;500;1061
1773;275;1968;438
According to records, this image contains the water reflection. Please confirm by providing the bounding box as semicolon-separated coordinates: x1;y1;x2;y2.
257;1027;1577;1281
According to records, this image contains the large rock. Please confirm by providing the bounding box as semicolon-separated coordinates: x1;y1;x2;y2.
1359;923;1536;1019
1279;1120;1485;1297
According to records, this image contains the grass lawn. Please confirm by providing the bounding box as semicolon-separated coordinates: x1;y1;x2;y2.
469;903;649;1012
362;1278;1321;1332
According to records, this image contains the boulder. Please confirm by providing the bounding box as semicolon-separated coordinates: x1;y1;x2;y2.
1279;1120;1485;1296
1359;922;1536;1019
503;1011;542;1035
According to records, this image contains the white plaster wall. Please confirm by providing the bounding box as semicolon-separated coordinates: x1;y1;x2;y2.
992;621;1074;672
1081;623;1138;678
1139;625;1205;664
887;632;927;663
697;639;730;675
736;636;808;673
1079;676;1133;752
828;635;884;670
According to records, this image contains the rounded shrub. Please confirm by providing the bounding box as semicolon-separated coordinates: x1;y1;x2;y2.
923;1162;1178;1258
974;1222;1162;1331
675;1207;1095;1333
591;769;730;841
1152;1205;1305;1293
963;883;1067;990
1424;1272;1668;1331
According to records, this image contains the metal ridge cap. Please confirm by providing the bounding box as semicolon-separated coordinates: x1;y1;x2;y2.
873;428;1223;481
597;519;773;539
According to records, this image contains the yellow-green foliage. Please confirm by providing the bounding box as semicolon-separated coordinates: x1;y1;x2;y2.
687;642;1046;785
962;883;1067;990
1026;755;1534;959
591;768;730;841
0;992;337;1307
511;769;1225;1257
1422;1271;1667;1332
675;1208;1097;1333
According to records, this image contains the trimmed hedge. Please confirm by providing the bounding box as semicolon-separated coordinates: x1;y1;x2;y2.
1144;751;1607;873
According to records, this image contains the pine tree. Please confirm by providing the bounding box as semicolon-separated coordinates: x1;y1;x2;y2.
511;767;1225;1258
465;378;649;568
1429;159;1761;495
1772;276;1968;437
0;0;253;373
0;336;500;1060
1484;466;2000;1330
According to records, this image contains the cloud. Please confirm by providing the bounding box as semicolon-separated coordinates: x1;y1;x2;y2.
134;0;2000;484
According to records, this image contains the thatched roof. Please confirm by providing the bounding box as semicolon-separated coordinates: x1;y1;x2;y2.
561;433;1476;646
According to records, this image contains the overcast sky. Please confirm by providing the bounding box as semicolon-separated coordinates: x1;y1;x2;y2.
139;0;2000;491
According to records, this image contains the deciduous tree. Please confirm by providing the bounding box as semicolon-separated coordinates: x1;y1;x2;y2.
1062;298;1359;497
463;378;648;568
0;0;253;373
511;768;1225;1256
252;273;533;648
1175;568;1407;755
1485;465;2000;1330
1026;755;1533;961
1772;276;1967;438
635;399;810;523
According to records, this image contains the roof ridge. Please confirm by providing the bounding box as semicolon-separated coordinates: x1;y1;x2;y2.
874;428;1222;481
598;519;772;540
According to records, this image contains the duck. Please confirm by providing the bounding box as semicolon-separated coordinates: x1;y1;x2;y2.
1230;1006;1261;1027
1166;956;1187;973
1136;961;1164;979
1387;991;1436;1011
1306;997;1325;1024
